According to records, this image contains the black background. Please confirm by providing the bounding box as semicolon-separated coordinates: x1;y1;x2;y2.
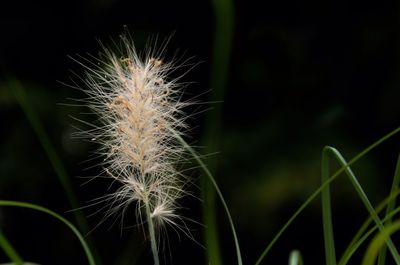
1;0;400;264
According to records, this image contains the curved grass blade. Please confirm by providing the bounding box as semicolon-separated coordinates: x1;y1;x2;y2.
339;159;400;265
339;204;400;265
324;147;400;264
173;131;243;265
377;154;400;265
338;192;393;265
362;220;400;265
0;230;23;265
10;80;87;231
0;200;95;265
10;80;101;264
254;127;400;265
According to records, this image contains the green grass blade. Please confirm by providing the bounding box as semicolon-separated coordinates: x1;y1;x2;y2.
202;0;235;263
321;148;337;265
10;80;101;264
0;200;95;265
288;250;304;265
10;80;87;230
362;220;400;265
0;230;23;265
339;204;400;265
339;200;388;265
324;147;400;264
338;188;400;265
254;127;400;265
377;154;400;265
173;131;243;265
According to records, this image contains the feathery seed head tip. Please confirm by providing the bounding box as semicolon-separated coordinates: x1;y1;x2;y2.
77;34;192;237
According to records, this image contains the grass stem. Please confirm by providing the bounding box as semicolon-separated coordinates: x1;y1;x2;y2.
0;230;23;265
173;130;243;265
321;149;337;265
202;0;235;263
144;200;160;265
0;200;95;265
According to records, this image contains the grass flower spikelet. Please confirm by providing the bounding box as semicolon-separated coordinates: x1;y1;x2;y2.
78;36;190;252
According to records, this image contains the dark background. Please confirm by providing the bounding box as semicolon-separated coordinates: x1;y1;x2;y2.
1;0;400;264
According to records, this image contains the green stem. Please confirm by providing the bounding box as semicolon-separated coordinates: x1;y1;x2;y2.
362;220;400;265
10;79;101;264
11;80;88;231
202;0;235;264
377;154;400;265
324;147;400;264
339;204;400;265
338;189;400;264
0;200;95;265
0;230;23;265
144;200;159;265
173;131;243;265
321;149;337;265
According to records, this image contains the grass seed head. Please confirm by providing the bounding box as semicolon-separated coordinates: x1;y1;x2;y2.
77;34;191;237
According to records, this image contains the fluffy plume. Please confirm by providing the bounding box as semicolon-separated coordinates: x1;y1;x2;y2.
75;35;191;240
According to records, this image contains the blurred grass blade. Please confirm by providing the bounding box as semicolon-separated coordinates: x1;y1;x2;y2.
377;154;400;265
254;127;400;265
0;200;95;265
0;263;40;265
173;131;243;265
202;0;235;264
0;230;23;265
10;80;87;229
10;80;101;264
362;220;400;265
321;148;337;265
324;147;400;264
288;250;303;265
